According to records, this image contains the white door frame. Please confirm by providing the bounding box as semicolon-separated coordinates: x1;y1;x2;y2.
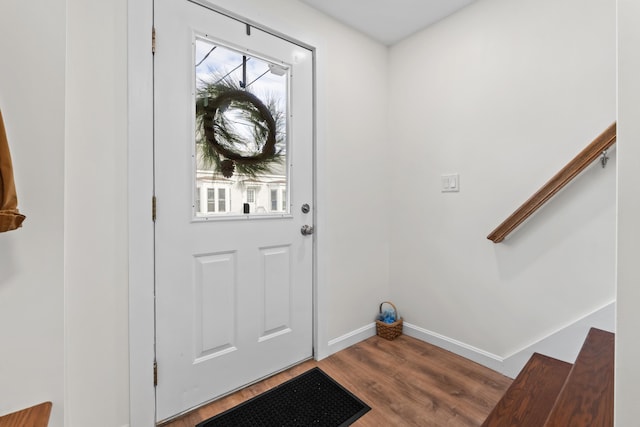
127;1;325;425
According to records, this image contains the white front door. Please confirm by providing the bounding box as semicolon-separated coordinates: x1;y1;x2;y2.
153;0;314;421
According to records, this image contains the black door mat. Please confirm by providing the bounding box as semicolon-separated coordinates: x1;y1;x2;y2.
196;367;371;427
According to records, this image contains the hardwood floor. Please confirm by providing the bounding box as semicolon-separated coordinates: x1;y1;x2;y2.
160;335;512;427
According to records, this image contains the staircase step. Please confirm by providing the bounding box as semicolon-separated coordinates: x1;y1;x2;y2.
544;327;614;427
481;353;572;427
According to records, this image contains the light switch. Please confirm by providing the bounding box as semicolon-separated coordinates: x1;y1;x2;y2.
441;174;459;192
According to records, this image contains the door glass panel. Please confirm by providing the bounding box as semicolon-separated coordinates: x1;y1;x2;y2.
194;36;289;218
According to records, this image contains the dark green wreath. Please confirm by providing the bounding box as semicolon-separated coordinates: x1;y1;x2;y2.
196;79;285;178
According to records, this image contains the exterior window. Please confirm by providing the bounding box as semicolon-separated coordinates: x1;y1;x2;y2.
194;37;289;219
247;188;255;203
218;188;226;212
207;188;215;212
281;189;286;211
195;187;201;213
201;186;230;213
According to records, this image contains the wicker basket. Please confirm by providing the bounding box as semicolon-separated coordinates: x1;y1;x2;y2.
375;301;403;340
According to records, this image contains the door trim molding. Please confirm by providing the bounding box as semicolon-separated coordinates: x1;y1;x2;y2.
188;0;315;51
128;1;320;425
128;0;155;425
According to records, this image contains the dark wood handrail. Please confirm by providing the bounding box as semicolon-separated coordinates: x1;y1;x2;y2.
487;123;616;243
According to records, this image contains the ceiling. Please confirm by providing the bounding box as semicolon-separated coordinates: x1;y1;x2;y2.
299;0;478;46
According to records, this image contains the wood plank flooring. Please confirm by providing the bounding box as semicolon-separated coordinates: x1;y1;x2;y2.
160;335;512;427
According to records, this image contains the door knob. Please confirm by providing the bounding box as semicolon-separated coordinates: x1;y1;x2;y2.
301;225;314;236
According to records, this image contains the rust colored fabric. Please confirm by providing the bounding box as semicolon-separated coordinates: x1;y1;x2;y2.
0;109;25;232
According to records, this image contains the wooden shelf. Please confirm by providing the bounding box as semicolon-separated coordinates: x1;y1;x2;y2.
0;402;52;427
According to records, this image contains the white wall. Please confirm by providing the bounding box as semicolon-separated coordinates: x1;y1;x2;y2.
64;0;129;426
1;1;129;426
616;0;640;423
389;0;616;359
0;1;66;426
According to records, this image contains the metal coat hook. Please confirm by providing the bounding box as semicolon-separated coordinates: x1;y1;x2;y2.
600;149;609;168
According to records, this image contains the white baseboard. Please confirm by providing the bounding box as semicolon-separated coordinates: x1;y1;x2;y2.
499;301;615;377
323;323;376;358
323;301;615;378
402;322;506;372
405;301;615;378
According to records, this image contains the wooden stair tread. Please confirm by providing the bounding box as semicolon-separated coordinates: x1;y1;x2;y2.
481;353;572;427
544;328;614;427
0;402;52;427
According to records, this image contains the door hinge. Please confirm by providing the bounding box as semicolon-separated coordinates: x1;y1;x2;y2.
152;26;156;54
153;360;158;387
152;196;157;222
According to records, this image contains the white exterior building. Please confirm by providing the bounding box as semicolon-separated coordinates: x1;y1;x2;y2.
195;170;288;215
